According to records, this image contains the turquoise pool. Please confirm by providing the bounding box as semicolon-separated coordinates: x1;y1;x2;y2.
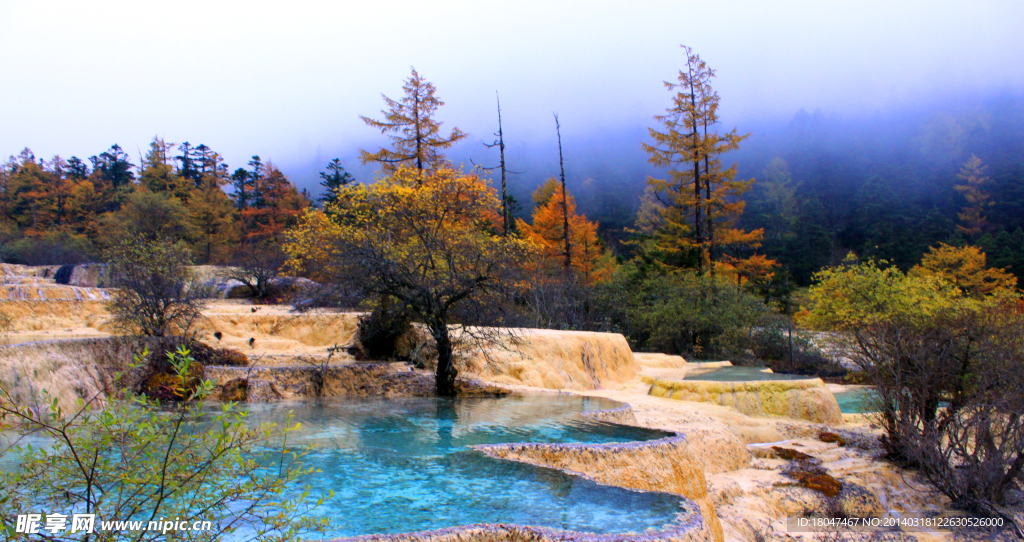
243;395;686;537
832;388;879;413
683;366;810;381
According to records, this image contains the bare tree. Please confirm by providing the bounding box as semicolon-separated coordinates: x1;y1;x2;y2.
297;344;346;397
554;113;570;270
224;240;288;299
847;306;1024;534
106;238;207;337
473;92;524;236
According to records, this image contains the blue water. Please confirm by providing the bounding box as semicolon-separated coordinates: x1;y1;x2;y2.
242;395;686;537
832;388;879;413
683;366;810;381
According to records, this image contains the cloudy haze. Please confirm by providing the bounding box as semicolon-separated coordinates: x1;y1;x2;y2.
2;0;1022;191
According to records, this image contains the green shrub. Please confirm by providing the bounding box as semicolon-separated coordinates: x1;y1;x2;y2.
0;347;330;541
625;269;773;359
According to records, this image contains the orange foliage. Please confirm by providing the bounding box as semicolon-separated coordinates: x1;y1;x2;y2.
240;162;308;243
719;253;779;288
910;243;1017;298
516;179;615;284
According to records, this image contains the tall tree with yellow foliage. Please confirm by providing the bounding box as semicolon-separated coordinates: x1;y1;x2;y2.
360;68;467;174
285;165;531;396
954;155;991;241
642;46;764;276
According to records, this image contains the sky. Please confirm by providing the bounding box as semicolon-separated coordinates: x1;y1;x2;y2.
2;1;1022;193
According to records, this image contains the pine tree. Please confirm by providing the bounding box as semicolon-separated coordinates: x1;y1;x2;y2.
359;68;467;174
175;141;201;187
318;158;355;206
231;168;250;209
231;156;264;211
240;161;307;243
248;156;265;208
66;157;89;179
88;145;134;189
140;137;189;200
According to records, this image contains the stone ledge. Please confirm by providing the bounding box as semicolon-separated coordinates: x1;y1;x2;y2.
474;433;722;542
644;377;842;425
327;521;714;542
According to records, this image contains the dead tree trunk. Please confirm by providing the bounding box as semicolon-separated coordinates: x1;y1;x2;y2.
554;114;571;271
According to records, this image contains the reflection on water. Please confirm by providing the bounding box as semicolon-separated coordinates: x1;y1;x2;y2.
241;395;684;536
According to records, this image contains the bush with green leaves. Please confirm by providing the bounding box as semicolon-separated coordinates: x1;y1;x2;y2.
623;268;774;359
807;257;1024;531
0;347;331;541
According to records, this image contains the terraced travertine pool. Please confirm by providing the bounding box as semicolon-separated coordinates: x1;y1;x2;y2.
243;394;687;537
682;366;810;381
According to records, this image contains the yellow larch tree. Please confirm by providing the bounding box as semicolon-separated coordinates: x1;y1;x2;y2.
909;243;1016;298
285;165;531;396
954;155;991;240
642;45;765;276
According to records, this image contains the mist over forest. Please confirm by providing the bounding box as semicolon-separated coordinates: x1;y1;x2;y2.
4;87;1024;288
276;88;1024;285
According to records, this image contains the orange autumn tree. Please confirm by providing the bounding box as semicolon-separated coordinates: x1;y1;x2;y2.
720;253;778;291
909;243;1017;298
516;178;615;284
240;161;309;243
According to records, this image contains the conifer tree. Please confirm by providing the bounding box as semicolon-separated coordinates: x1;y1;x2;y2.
643;46;764;275
517;179;614;284
175;141;201;187
318;158;355;207
89;145;134;188
231;168;251;209
954;155;991;240
359;68;466;174
140;137;189;200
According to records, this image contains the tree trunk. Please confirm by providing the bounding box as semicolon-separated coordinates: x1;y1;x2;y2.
432;325;458;397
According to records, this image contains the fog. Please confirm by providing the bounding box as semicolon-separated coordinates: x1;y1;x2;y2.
2;1;1022;203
